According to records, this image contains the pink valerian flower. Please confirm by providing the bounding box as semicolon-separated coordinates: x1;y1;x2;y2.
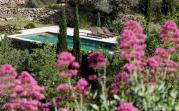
71;62;80;69
0;64;17;96
59;69;78;78
154;47;169;59
168;48;176;54
147;56;160;68
120;29;138;51
56;52;80;78
110;71;130;94
175;29;179;48
71;95;78;101
87;51;107;70
41;102;53;110
147;48;168;72
43;108;50;111
13;71;45;99
88;74;97;81
124;63;135;74
57;84;70;93
147;47;179;74
76;78;89;95
160;20;178;42
124;20;143;34
117;103;139;111
120;21;147;73
55;52;75;68
166;60;178;73
58;108;70;111
4;99;41;111
0;64;17;75
4;71;45;111
160;20;179;53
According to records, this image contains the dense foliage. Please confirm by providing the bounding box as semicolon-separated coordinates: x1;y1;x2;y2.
0;20;179;111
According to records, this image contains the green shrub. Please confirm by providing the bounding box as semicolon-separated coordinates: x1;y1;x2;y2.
46;4;61;9
79;14;91;29
145;32;162;56
25;22;37;29
25;0;43;8
105;53;125;84
112;17;123;33
27;45;63;99
111;14;147;33
160;14;179;26
0;39;29;71
0;39;63;99
25;0;57;8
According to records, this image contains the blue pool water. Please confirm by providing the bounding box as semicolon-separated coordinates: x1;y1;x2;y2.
21;33;116;51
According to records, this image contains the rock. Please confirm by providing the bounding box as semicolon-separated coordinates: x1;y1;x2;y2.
0;0;26;5
5;17;14;21
0;8;60;22
95;0;112;14
0;18;5;21
111;0;140;13
0;24;24;33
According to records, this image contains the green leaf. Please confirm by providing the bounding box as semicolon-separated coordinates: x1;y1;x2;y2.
90;104;99;111
113;95;120;101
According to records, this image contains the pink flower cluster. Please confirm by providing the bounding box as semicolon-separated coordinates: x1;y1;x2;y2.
76;78;89;95
117;103;139;111
57;83;70;93
160;20;179;45
4;71;45;111
88;74;97;81
110;71;130;94
55;52;80;78
147;20;179;74
120;20;147;73
147;47;178;74
56;52;90;108
124;20;143;34
87;51;107;70
55;52;75;68
58;108;70;111
0;64;17;96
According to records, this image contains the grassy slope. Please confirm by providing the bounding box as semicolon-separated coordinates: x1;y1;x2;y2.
0;20;52;27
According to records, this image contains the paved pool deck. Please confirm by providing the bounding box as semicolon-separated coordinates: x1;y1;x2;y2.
8;26;118;44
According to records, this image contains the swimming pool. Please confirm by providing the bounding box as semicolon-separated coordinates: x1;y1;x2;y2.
20;33;116;51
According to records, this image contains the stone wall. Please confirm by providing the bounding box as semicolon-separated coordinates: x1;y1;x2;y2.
0;0;26;5
0;7;60;23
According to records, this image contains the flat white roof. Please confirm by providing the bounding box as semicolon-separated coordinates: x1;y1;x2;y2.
8;26;118;44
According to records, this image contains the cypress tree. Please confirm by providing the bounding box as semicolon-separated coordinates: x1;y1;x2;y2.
146;0;152;23
168;0;175;16
97;12;101;27
162;0;175;16
73;4;81;63
162;0;168;16
57;6;67;53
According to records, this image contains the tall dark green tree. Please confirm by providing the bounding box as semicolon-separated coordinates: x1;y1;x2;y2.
73;4;81;62
145;0;152;24
97;12;101;27
162;0;175;16
57;6;67;53
168;0;175;16
162;0;168;16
